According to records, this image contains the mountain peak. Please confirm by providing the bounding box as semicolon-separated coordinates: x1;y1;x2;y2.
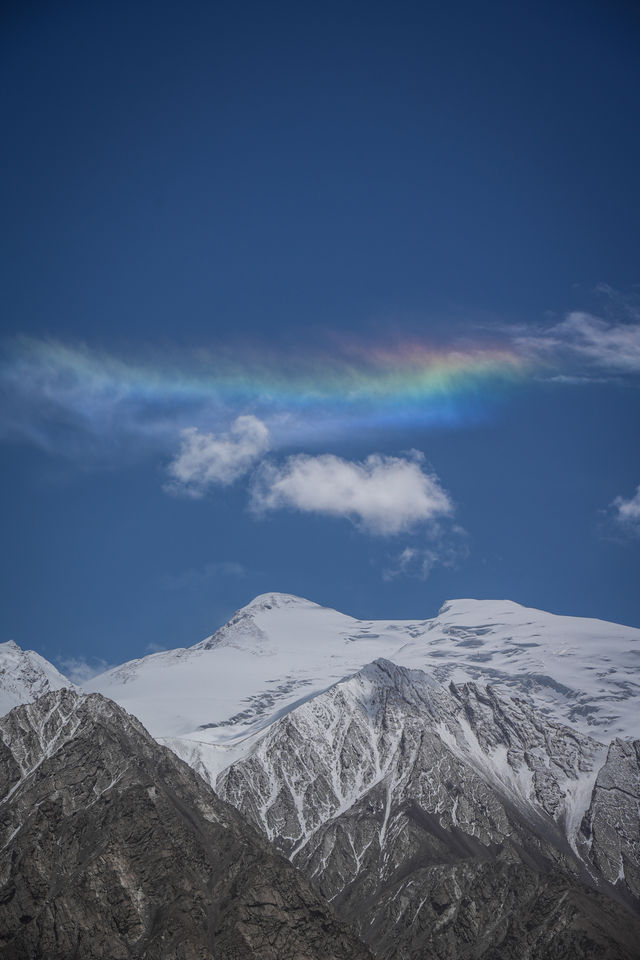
436;598;528;617
350;659;447;713
358;657;434;686
0;639;75;717
1;639;21;651
241;592;323;613
196;593;329;651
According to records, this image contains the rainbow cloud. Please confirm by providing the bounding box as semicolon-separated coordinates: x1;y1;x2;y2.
0;334;535;459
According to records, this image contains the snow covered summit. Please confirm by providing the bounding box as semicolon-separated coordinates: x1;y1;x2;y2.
0;639;76;716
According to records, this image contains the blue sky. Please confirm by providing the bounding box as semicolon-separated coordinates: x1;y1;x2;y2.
1;0;639;675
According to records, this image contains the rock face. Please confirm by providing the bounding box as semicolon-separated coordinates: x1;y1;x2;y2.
217;660;640;960
0;689;372;960
578;737;640;904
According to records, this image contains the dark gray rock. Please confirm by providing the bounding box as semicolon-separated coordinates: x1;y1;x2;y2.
579;737;640;904
0;689;373;960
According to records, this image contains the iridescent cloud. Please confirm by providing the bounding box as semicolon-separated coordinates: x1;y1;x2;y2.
0;333;535;460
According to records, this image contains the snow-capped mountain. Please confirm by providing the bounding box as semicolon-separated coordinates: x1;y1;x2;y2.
0;638;76;716
2;594;639;958
86;592;640;785
216;658;640;959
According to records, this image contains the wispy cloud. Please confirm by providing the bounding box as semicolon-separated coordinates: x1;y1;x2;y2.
513;311;640;377
164;416;270;498
382;527;469;580
161;560;247;591
609;485;640;538
543;373;612;385
144;641;168;654
57;655;113;685
252;451;453;535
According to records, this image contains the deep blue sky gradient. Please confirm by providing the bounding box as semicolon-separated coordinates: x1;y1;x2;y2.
1;0;639;670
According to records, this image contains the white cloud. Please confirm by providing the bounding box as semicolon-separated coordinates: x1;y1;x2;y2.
553;312;640;372
610;485;640;537
515;311;640;375
165;415;269;497
252;452;453;535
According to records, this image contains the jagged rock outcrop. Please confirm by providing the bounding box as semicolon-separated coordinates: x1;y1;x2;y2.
217;659;640;959
0;689;373;960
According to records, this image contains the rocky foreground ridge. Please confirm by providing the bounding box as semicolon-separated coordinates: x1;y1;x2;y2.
0;689;372;960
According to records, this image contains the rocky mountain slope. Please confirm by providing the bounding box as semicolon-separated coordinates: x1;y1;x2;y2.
86;593;640;787
0;688;372;960
215;659;640;959
0;640;76;717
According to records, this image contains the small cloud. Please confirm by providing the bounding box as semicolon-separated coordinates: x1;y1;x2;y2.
161;560;247;591
57;656;113;685
382;526;469;581
252;451;453;536
164;415;270;498
609;484;640;538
